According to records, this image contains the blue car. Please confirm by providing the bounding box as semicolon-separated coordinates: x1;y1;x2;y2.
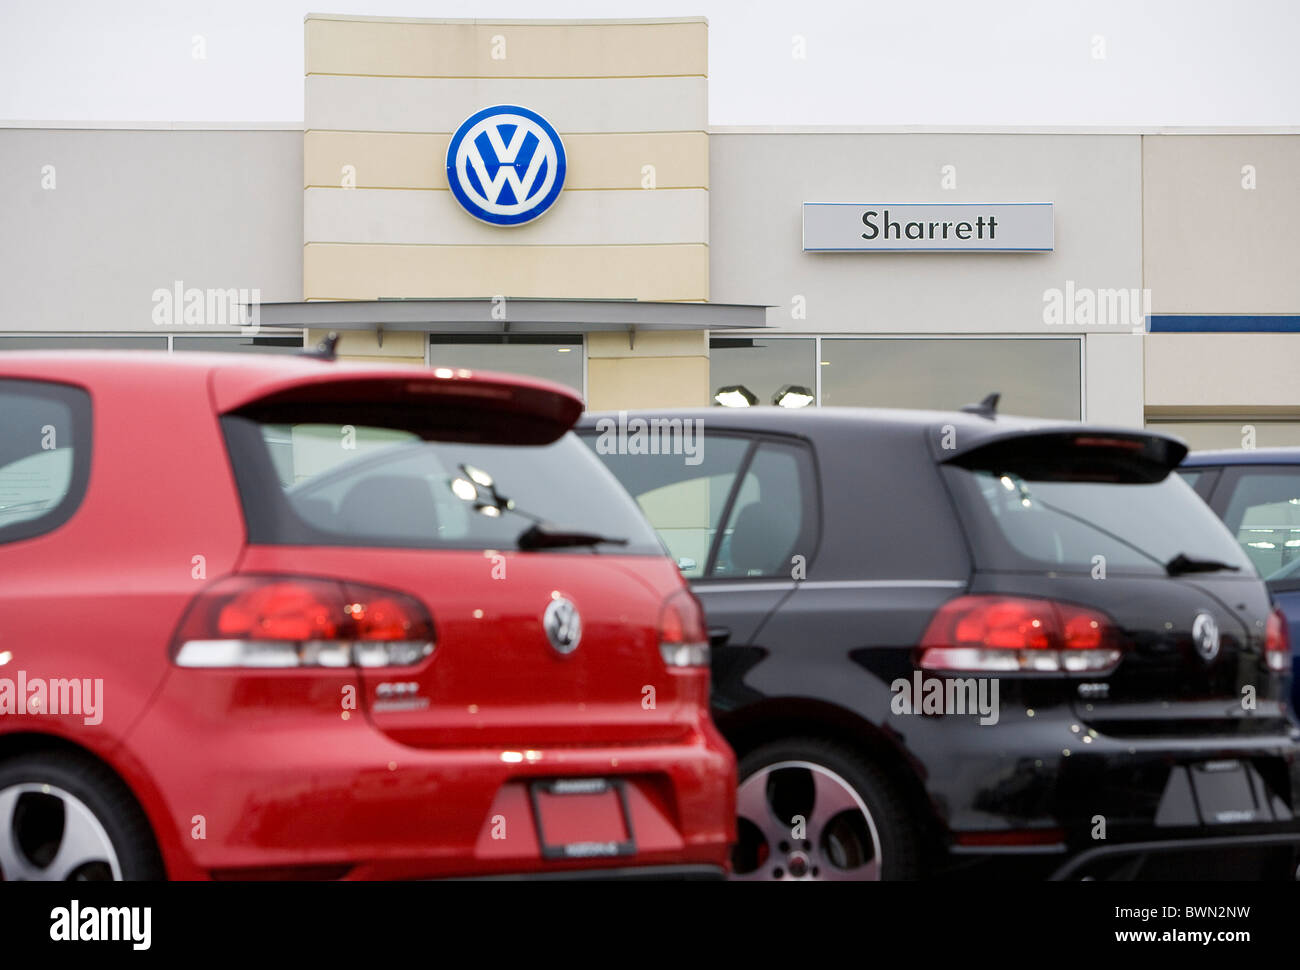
1180;449;1300;714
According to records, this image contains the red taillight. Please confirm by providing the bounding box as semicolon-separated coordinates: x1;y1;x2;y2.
919;595;1121;674
1265;606;1291;674
348;594;425;641
172;576;435;668
659;588;709;667
215;580;346;641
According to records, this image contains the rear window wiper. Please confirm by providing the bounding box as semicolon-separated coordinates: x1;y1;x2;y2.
1165;553;1242;576
516;522;629;551
448;463;627;551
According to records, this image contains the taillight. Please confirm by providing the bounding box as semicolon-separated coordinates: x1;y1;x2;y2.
1265;606;1291;674
919;595;1121;674
659;588;709;667
172;576;435;668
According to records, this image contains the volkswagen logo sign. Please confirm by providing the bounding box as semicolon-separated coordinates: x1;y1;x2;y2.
1192;610;1221;662
543;596;582;656
446;105;566;226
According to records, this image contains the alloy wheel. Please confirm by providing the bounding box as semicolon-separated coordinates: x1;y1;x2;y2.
731;760;883;880
0;783;122;880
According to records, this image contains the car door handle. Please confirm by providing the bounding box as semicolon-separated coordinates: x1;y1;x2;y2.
708;626;731;649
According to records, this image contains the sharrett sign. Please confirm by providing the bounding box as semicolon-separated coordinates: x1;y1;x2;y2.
802;202;1054;252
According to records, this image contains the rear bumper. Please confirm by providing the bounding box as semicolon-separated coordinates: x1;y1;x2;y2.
1048;832;1300;880
120;675;736;880
904;700;1300;878
946;830;1300;880
455;864;727;881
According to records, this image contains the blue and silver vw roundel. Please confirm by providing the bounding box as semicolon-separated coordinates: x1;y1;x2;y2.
445;104;567;226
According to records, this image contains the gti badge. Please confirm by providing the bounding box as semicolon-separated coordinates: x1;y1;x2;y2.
543;596;582;656
1192;610;1220;662
446;105;567;226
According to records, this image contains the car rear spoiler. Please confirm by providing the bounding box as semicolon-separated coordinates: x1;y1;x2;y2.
934;427;1189;483
211;362;583;445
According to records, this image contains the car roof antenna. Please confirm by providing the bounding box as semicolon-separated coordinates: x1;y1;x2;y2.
300;331;341;360
960;392;1000;418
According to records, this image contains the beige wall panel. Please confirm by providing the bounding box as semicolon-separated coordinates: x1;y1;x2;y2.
1145;333;1300;408
306;17;707;79
586;355;709;409
336;353;425;366
303;243;708;301
304;186;707;247
305;76;707;134
1145;421;1300;450
587;330;708;358
1143;135;1300;313
305;131;709;190
306;327;425;359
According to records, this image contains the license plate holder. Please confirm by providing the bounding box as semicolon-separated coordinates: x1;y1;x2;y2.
1190;760;1266;825
529;778;637;861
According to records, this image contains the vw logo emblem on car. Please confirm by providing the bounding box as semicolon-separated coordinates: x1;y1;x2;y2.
1192;610;1220;662
446;104;566;226
543;596;582;656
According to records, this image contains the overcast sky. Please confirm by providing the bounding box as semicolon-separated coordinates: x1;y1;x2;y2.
0;0;1296;126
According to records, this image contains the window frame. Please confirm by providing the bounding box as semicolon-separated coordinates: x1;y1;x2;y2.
1177;465;1222;503
698;432;823;583
1206;464;1300;593
0;378;93;545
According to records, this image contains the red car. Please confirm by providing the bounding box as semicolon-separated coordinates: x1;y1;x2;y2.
0;351;734;880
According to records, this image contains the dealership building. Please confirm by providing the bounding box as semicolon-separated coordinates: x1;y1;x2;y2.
2;13;1298;448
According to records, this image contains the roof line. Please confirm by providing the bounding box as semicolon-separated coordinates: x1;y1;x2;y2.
710;125;1300;135
0;120;304;131
4;122;1295;135
304;13;709;26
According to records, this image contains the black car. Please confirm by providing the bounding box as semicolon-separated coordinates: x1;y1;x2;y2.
578;403;1300;880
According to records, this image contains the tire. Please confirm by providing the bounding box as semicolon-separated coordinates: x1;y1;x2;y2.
0;750;164;880
731;737;923;880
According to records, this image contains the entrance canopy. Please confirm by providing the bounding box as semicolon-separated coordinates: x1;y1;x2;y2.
256;298;769;347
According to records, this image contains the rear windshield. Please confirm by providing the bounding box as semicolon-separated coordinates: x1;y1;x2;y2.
222;416;663;555
944;466;1255;577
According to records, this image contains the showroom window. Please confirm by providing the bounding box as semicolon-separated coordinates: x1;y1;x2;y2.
709;335;1081;420
710;337;816;408
0;333;305;353
429;334;583;395
172;334;305;354
819;337;1080;419
0;335;168;351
